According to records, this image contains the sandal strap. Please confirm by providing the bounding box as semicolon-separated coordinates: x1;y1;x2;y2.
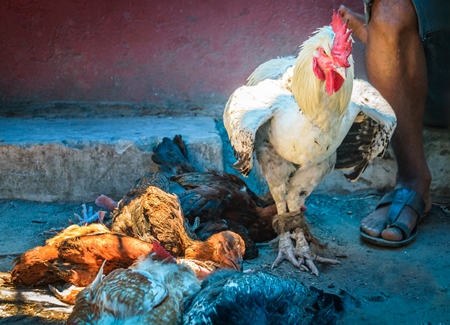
376;188;426;237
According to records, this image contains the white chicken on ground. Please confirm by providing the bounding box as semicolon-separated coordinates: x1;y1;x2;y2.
224;10;396;274
66;255;201;325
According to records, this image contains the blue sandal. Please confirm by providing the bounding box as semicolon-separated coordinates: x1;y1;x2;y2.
360;188;428;248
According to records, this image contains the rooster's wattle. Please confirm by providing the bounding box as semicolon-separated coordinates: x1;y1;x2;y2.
224;10;397;274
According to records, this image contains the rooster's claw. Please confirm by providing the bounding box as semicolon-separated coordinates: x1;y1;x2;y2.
71;203;106;226
272;228;340;276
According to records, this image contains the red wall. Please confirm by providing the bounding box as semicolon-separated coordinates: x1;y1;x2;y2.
0;0;365;110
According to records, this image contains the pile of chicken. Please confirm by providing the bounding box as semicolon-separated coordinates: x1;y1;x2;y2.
8;168;247;323
10;169;246;303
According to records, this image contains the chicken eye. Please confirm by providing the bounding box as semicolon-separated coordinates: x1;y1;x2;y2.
322;48;327;55
223;243;232;253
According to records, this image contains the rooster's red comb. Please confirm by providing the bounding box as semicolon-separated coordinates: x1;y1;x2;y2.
331;10;352;67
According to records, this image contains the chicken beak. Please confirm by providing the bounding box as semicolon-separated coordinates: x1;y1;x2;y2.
236;257;243;271
227;254;244;271
334;66;347;80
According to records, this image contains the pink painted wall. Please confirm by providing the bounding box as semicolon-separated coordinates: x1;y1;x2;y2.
0;0;365;111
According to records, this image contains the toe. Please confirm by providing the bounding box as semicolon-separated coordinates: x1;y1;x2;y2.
360;206;390;237
360;223;383;238
305;259;319;276
381;206;419;241
360;218;386;238
381;227;403;241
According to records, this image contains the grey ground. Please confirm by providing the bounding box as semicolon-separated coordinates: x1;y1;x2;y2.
0;193;449;324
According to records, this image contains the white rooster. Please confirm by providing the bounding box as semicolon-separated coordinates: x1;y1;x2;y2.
224;10;397;274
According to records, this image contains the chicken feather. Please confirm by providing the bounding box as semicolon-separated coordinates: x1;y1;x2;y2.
183;269;357;325
67;256;201;325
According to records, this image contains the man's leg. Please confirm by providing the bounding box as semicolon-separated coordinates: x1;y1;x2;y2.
359;0;432;241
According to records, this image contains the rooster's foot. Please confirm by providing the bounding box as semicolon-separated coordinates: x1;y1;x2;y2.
71;203;106;226
290;227;340;276
272;228;340;276
184;217;201;240
42;204;106;235
271;231;309;272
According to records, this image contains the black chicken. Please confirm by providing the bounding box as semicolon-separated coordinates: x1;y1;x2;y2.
182;269;357;325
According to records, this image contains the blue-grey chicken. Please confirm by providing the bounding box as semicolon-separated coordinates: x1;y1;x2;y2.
183;269;356;325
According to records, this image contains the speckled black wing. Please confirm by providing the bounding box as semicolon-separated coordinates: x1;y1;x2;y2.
335;79;397;182
335;112;381;181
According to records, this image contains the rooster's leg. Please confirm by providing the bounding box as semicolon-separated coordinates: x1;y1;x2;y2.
184;217;201;240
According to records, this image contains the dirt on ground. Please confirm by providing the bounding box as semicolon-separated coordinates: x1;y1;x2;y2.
0;192;449;324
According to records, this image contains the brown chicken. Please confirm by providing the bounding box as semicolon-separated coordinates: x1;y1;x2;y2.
66;255;201;325
109;184;245;270
150;135;283;259
175;175;277;242
10;223;172;288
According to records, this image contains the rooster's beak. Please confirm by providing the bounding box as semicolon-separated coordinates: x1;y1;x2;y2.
334;66;347;80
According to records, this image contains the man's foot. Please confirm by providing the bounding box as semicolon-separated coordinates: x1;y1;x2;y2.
360;187;431;247
339;5;368;44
